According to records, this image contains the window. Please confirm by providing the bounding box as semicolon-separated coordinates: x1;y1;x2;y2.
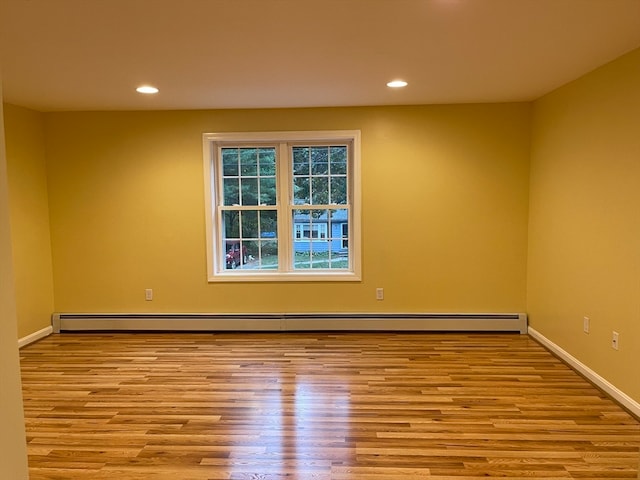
294;223;328;240
203;131;361;281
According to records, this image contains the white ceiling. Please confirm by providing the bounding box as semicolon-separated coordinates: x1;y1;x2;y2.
1;0;639;112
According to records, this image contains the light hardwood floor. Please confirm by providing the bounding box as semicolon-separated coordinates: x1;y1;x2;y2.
20;332;640;479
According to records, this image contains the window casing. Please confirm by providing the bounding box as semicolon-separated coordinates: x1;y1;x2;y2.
203;131;361;282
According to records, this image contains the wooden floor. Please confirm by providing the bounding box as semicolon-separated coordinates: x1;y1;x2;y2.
20;332;639;479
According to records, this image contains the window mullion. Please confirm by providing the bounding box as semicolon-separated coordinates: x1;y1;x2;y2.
277;142;291;272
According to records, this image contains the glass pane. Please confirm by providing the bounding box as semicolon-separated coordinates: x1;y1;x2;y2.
311;147;329;175
293;209;325;270
330;176;347;204
223;213;276;271
240;148;258;176
258;148;276;176
331;209;349;270
330;146;347;174
294;250;312;269
311;208;327;221
293;177;310;205
312;257;328;269
311;176;329;205
259;210;278;239
330;208;348;232
226;239;279;271
293;209;310;239
222;148;239;176
241;210;259;239
241;178;259;205
290;208;349;271
223;210;240;239
223;178;240;206
259;240;278;270
224;240;246;270
259;177;277;205
292;147;309;176
242;240;259;269
329;252;349;269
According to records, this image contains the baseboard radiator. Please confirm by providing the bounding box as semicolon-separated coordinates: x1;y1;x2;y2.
52;312;527;334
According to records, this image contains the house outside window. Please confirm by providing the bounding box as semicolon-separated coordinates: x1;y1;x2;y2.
203;131;361;281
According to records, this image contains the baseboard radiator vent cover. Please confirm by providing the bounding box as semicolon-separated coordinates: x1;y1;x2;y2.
52;312;527;334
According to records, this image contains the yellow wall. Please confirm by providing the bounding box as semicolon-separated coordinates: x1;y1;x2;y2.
43;104;531;314
528;48;640;400
0;88;30;479
4;104;55;338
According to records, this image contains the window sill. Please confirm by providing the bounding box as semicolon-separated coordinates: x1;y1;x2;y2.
208;270;361;283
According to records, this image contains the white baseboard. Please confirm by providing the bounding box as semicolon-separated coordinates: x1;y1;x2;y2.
528;326;640;418
18;325;53;349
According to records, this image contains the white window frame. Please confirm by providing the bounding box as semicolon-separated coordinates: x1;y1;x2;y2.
203;130;361;282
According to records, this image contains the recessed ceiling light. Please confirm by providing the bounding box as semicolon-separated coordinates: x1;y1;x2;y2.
386;80;408;88
136;85;159;94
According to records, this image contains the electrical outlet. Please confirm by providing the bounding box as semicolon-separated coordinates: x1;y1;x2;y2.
375;288;384;300
583;316;590;334
145;288;153;301
612;331;619;350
